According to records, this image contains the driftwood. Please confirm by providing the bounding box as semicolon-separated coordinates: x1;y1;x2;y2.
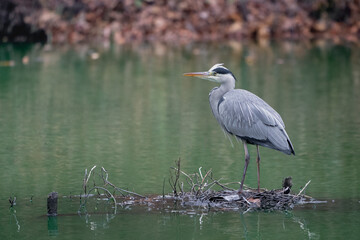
78;159;315;213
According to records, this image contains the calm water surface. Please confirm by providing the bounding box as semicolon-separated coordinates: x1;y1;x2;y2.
0;42;359;239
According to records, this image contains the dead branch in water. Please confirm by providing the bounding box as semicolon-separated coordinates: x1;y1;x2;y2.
169;158;181;197
297;180;312;196
83;165;97;194
82;166;144;199
100;167;145;198
170;164;240;196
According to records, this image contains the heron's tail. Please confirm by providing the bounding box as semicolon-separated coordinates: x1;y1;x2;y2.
287;139;295;155
265;126;295;155
274;129;295;155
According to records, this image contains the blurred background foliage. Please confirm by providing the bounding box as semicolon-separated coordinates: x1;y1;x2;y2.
1;0;359;44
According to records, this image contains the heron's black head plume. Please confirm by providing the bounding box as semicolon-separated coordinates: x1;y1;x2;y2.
210;64;237;81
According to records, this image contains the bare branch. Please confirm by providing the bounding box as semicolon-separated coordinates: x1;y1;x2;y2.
212;180;236;191
200;169;212;186
170;158;181;196
297;180;311;196
170;167;194;186
198;167;203;180
86;186;117;214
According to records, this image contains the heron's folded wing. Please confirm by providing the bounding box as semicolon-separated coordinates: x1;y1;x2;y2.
218;91;294;154
218;98;283;142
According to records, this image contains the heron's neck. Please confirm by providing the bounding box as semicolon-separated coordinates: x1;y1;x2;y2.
213;81;235;99
209;81;235;114
220;80;235;93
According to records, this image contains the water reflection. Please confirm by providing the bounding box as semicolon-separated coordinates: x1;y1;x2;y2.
81;213;116;231
75;204;322;240
3;192;359;239
9;208;21;233
47;216;58;236
286;212;319;240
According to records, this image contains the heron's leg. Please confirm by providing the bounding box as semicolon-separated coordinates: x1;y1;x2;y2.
256;145;261;193
239;141;250;193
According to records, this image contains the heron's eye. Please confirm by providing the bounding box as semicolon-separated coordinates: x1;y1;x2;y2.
212;72;217;76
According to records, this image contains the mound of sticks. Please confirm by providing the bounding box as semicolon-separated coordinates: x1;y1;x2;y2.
79;159;313;213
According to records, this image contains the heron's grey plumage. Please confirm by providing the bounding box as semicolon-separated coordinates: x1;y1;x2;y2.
212;89;294;155
184;63;295;192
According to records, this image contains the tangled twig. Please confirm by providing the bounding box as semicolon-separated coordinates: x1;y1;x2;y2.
82;165;144;202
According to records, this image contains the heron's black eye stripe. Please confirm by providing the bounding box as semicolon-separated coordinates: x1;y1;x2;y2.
212;67;237;81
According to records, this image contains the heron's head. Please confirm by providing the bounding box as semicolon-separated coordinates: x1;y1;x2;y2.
183;63;236;84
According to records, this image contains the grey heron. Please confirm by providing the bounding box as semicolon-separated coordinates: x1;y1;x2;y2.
184;63;295;193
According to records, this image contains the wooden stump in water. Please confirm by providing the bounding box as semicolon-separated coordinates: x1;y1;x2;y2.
47;192;58;216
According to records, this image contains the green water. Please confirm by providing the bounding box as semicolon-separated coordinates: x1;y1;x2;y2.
0;42;359;239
